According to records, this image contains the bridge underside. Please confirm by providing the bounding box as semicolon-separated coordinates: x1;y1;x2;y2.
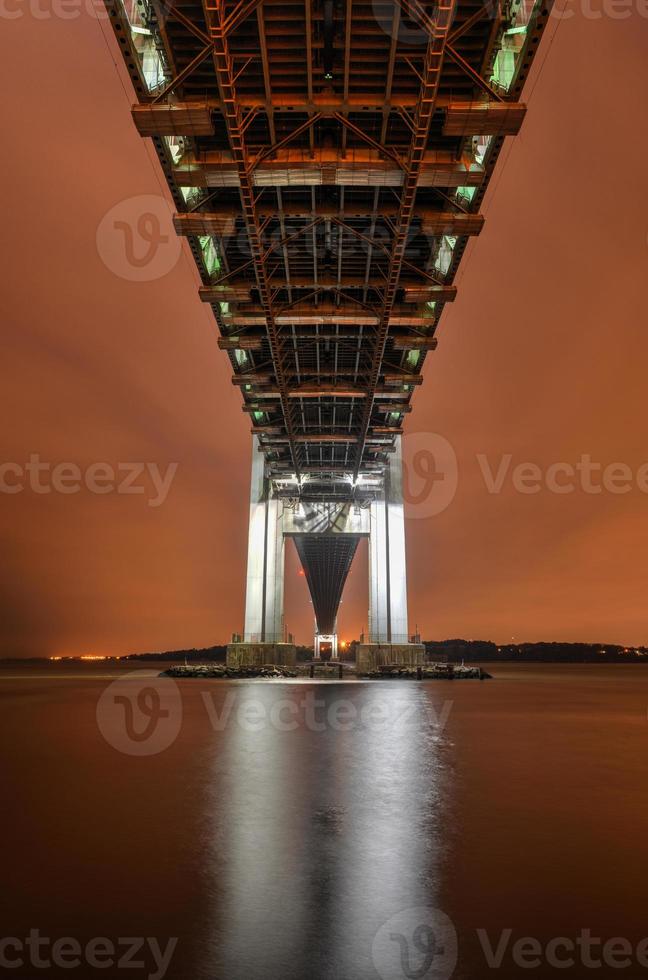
107;0;551;659
109;0;550;503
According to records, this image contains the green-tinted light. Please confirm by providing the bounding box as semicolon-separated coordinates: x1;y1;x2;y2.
434;235;456;277
180;186;200;206
491;48;517;91
164;135;184;164
119;0;168;93
473;134;492;166
456;185;477;205
199;235;221;276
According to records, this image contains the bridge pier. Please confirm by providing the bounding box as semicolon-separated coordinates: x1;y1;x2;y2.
360;436;425;674
227;437;295;668
368;436;409;644
229;435;422;672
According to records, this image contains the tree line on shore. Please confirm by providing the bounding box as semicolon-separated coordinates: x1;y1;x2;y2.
7;640;645;665
423;640;648;663
121;640;648;664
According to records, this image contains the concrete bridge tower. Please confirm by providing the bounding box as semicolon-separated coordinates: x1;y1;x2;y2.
227;436;424;673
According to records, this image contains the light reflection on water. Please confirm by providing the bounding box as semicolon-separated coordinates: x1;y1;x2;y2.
5;666;648;979
202;682;451;980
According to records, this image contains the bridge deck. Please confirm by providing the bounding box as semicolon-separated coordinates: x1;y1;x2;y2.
108;0;551;502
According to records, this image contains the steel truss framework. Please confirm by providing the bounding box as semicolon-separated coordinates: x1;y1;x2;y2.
108;0;552;503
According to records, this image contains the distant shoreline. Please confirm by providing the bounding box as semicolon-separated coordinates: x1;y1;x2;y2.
2;639;648;667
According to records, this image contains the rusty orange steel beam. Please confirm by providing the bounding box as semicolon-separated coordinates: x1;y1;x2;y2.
352;0;457;478
443;100;527;136
201;0;303;475
174;206;484;234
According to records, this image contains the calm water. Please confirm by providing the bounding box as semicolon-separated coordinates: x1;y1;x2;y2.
1;663;648;979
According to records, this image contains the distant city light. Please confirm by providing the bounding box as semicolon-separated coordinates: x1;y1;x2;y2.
49;654;108;661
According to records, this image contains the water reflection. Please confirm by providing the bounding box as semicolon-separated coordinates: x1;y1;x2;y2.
203;682;451;980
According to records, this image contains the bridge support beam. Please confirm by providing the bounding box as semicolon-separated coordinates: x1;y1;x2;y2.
368;435;409;644
359;436;425;674
227;437;296;667
243;436;285;642
229;436;422;671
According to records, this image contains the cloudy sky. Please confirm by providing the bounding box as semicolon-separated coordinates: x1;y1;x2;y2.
1;7;647;655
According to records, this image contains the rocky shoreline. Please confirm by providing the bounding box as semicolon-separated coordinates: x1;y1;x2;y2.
160;662;491;680
365;664;492;679
160;664;298;679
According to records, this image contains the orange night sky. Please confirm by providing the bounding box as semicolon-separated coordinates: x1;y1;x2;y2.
1;10;647;656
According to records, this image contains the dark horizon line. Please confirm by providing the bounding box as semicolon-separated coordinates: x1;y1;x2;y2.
3;637;648;664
